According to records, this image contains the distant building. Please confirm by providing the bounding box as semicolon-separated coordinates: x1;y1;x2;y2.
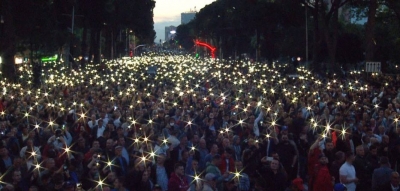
165;26;177;41
323;0;352;23
181;12;196;24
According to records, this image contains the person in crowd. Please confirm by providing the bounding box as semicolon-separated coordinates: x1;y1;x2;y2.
235;160;250;191
371;156;393;190
330;151;345;184
339;152;358;191
285;178;305;191
219;147;235;174
263;158;287;191
1;53;400;191
150;154;171;191
206;154;229;191
311;154;334;191
379;172;399;191
112;176;129;191
277;134;297;181
113;145;128;177
202;173;217;191
333;183;348;191
353;145;372;191
168;163;189;191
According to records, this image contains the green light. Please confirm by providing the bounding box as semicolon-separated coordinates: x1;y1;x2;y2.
195;53;199;58
41;55;58;62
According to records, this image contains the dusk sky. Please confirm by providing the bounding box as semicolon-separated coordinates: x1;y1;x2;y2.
153;0;216;42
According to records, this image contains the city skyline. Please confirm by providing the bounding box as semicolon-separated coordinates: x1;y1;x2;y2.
153;0;216;42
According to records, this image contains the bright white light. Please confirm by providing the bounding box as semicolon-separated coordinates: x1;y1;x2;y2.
15;57;23;64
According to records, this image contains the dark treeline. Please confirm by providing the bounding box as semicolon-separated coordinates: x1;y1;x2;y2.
0;0;156;80
175;0;400;74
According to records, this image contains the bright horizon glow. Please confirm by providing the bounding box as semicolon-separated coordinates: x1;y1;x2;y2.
153;0;216;42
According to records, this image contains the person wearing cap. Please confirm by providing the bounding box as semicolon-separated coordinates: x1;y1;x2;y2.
202;173;218;191
311;154;334;191
116;137;129;164
372;156;393;190
285;178;305;191
333;183;347;191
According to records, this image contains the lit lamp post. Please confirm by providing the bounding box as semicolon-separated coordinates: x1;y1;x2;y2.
126;29;133;57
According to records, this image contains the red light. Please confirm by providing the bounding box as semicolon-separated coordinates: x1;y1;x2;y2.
194;40;216;58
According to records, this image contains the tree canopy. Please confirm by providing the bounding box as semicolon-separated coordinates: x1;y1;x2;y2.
175;0;400;73
0;0;156;80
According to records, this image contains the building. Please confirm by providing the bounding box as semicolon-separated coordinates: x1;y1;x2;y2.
322;0;351;23
165;26;177;41
181;12;196;25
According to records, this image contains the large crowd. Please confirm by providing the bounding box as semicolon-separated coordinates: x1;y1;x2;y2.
0;53;399;191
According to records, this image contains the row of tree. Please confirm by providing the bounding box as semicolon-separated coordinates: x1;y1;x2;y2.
0;0;156;80
175;0;400;73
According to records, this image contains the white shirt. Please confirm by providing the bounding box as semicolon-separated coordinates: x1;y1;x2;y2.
391;184;399;191
167;136;180;149
121;147;130;165
390;184;399;191
97;125;105;138
154;144;169;156
20;146;41;160
113;117;121;128
225;159;230;172
88;120;98;129
340;162;357;191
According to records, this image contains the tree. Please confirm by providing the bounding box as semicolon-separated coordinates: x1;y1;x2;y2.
364;0;378;61
0;0;17;81
302;0;354;72
175;22;195;51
